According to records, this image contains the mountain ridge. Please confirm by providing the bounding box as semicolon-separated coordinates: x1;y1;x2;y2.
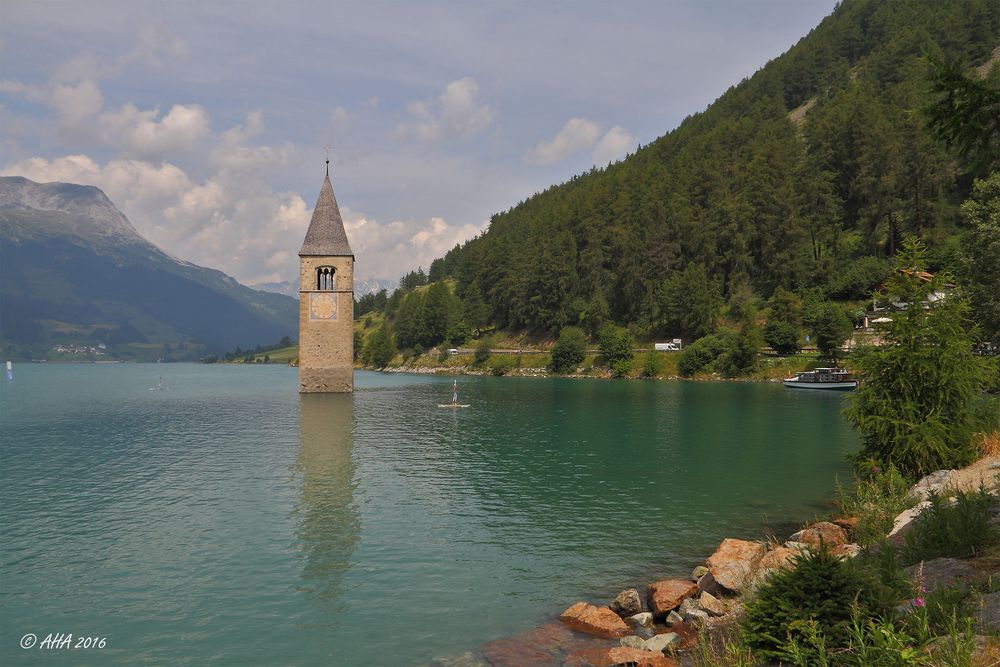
425;0;1000;336
0;176;297;360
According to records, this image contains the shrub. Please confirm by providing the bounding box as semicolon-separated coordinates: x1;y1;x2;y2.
764;320;802;355
549;326;587;373
642;350;662;378
810;302;853;362
902;487;1000;565
742;548;892;662
836;463;916;548
677;330;735;377
490;356;515;376
715;322;761;377
473;338;492;366
597;323;634;369
362;323;396;368
610;358;632;378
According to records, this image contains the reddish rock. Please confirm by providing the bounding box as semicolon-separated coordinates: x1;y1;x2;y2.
705;538;766;592
560;602;631;638
699;591;726;617
833;516;859;532
563;646;679;667
789;521;848;549
646;579;699;617
758;546;799;573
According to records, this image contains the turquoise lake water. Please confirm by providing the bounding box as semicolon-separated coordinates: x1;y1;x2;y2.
0;364;858;665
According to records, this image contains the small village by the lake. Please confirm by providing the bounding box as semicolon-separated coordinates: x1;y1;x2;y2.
2;2;999;665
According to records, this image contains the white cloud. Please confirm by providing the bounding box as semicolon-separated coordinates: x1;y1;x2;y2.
395;76;494;142
524;117;601;165
102;103;211;158
0;153;309;284
592;126;635;165
342;208;487;281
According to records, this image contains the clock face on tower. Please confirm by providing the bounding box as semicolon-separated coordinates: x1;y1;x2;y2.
309;292;338;320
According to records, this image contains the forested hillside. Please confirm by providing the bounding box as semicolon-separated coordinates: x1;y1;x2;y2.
420;0;999;338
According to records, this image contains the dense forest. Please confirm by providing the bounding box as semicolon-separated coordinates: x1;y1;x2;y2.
358;0;999;365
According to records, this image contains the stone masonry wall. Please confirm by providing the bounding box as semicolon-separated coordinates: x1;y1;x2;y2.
299;256;354;393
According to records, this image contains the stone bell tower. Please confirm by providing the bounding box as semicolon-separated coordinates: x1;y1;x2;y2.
298;161;354;393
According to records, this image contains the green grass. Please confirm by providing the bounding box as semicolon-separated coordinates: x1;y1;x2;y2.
243;345;298;364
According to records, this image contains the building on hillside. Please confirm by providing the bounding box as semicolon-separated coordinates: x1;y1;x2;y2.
298;162;354;393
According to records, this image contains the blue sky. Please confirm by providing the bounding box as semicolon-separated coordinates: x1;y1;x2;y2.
1;1;838;286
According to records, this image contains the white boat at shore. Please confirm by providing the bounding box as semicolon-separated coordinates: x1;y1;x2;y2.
783;367;857;391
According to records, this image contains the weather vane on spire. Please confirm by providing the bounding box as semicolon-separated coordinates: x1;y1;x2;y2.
323;144;332;175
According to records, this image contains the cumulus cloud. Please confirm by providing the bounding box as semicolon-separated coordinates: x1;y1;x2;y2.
0;153;309;283
395;77;494;142
592;125;636;165
102;103;211;158
343;208;487;281
0;40;492;287
524;117;601;165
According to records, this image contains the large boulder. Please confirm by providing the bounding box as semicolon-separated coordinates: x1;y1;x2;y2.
683;608;710;628
909;470;956;501
559;602;631;638
888;501;932;543
644;632;680;653
627;612;653;629
705;538;766;592
647;579;699;618
788;521;848;549
699;591;726;617
677;597;702;617
610;588;643;618
759;546;798;573
904;558;976;591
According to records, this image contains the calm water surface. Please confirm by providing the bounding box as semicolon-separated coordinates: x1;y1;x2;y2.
1;364;858;665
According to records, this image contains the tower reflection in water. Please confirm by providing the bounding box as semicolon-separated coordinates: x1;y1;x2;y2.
295;393;360;601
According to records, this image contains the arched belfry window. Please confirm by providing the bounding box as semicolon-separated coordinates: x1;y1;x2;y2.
316;266;336;291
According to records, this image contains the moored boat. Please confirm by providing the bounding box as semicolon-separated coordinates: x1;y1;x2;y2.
783;367;857;391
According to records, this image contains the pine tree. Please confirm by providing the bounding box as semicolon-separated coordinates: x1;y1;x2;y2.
960;172;1000;342
845;236;989;476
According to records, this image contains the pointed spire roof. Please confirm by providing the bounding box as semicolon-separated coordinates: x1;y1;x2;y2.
299;163;353;257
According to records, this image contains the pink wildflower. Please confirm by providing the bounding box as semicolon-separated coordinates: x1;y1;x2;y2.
910;561;927;608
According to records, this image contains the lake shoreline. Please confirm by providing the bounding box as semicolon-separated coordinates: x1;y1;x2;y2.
370;362;790;383
468;452;1000;666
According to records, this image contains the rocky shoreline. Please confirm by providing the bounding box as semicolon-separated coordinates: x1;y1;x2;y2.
426;458;1000;667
